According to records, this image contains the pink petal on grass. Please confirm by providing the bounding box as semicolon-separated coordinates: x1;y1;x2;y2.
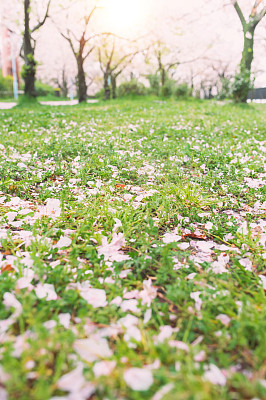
139;279;157;307
239;258;252;272
121;299;139;313
154;325;178;344
39;198;61;219
190;291;202;311
237;221;248;235
57;363;95;399
124;368;153;391
0;388;8;400
58;313;71;329
97;232;130;262
177;242;190;250
74;337;113;363
162;233;182;244
56;236;72;249
204;364;226;386
152;383;174;400
205;222;213;230
216;314;231;327
3;293;22;315
93;360;116;377
259;275;266;290
80;288;107;308
194;350;206;362
143;308;152;324
35;283;57;301
57;363;85;392
168;340;189;352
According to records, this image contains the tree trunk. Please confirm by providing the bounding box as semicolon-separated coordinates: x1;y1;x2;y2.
60;69;68;98
240;28;255;76
232;2;266;102
235;27;255;102
111;75;117;99
161;68;166;87
208;86;213;99
104;72;111;100
23;0;37;97
77;58;87;103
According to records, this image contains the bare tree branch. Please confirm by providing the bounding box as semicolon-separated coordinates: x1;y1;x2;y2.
251;0;263;16
98;49;104;73
232;1;247;28
83;46;95;61
32;0;51;33
84;5;97;27
108;38;116;68
84;32;113;44
254;5;266;23
60;32;76;56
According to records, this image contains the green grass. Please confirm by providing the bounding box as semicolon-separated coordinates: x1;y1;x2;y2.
37;95;71;102
0;98;265;400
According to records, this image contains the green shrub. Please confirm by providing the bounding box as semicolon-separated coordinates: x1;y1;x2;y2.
147;73;192;98
94;88;105;99
231;71;253;103
175;82;191;98
160;80;173;97
117;79;147;97
35;81;55;97
217;77;232;100
147;74;160;96
0;71;13;98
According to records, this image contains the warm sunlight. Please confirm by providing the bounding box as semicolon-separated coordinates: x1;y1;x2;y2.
101;0;151;35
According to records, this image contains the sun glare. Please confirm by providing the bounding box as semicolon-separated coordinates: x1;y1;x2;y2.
102;0;149;35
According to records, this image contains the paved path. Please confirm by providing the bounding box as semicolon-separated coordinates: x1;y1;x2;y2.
247;99;266;104
0;99;99;109
0;102;17;109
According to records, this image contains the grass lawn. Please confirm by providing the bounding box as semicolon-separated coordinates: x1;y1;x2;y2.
0;98;265;400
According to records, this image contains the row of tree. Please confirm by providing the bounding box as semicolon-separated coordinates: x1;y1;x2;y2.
20;0;266;102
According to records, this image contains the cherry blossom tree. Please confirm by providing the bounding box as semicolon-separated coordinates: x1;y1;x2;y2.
58;3;99;103
232;0;266;101
21;0;51;98
98;35;143;100
151;41;181;88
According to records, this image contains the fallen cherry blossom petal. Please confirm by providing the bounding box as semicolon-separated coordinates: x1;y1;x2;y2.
124;368;153;391
80;288;107;308
204;364;226;386
56;236;72;248
74;337;113;362
93;360;116;377
216;314;231;327
152;383;174;400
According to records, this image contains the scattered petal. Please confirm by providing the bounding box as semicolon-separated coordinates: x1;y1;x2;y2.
74;337;113;362
124;368;153;391
204;364;226;386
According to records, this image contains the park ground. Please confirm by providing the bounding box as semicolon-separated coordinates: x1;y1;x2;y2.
0;98;265;400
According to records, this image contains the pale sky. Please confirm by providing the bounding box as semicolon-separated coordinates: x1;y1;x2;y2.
0;0;266;91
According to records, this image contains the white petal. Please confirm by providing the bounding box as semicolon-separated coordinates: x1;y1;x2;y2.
204;364;226;386
216;314;231;327
56;236;72;249
57;363;85;392
93;360;116;377
74;337;113;362
124;368;153;391
152;383;174;400
162;233;182;244
80;288;107;308
121;299;139;313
